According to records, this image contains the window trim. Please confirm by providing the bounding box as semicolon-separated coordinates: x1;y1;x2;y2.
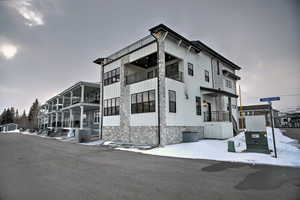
103;68;120;86
205;70;210;82
188;63;194;76
131;90;156;114
196;96;202;115
104;97;120;116
168;90;176;113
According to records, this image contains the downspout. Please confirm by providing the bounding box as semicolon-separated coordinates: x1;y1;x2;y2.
100;63;104;140
151;32;161;146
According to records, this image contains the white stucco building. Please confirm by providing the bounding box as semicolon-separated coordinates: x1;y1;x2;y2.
93;24;241;146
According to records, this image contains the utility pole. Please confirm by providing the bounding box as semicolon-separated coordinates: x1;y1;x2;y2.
269;102;277;158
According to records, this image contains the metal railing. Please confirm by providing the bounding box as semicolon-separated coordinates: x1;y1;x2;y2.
204;111;230;122
126;71;183;85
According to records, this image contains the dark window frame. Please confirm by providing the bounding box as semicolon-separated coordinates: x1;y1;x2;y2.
104;97;120;116
188;63;194;76
205;70;210;82
196;96;202;115
168;90;176;113
103;68;120;86
131;90;156;114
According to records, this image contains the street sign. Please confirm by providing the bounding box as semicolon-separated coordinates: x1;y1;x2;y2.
260;97;280;102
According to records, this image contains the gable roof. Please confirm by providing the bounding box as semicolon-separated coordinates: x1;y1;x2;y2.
149;24;241;70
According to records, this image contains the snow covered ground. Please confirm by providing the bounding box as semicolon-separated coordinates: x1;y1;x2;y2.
119;128;300;168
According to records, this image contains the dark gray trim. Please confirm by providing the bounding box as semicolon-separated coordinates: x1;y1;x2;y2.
200;86;238;98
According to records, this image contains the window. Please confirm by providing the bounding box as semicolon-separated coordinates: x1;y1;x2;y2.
104;97;120;116
196;96;201;115
226;79;232;88
168;90;176;113
188;63;194;76
217;61;220;75
147;71;154;79
205;70;209;82
131;90;155;114
103;68;120;86
94;111;100;123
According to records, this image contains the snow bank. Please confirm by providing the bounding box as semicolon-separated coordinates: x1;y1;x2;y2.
119;128;300;167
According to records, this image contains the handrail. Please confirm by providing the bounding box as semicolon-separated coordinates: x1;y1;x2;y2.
204;111;230;122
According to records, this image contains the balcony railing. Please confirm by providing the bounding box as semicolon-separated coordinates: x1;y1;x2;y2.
204;111;230;122
126;71;183;85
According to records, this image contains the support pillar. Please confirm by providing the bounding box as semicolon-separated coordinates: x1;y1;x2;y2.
80;106;84;129
69;109;73;128
61;111;64;128
50;114;53;127
55;112;58;128
157;37;167;146
70;91;73;105
119;55;131;142
81;85;85;103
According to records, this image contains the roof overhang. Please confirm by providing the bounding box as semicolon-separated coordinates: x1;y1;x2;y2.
149;24;241;70
222;69;241;80
200;86;238;98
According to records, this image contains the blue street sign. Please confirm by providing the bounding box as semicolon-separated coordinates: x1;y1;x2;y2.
260;97;280;102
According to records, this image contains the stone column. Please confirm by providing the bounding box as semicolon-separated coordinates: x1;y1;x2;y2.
119;55;131;143
157;38;167;146
80;106;84;129
81;85;85;103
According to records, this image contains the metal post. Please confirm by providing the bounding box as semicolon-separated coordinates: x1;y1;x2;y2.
269;102;277;158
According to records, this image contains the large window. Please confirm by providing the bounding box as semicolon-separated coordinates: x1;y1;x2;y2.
168;90;176;113
188;63;194;76
196;96;201;115
104;97;120;116
104;68;120;86
205;70;209;82
131;90;155;114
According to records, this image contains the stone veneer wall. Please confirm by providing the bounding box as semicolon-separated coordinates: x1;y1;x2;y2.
102;125;204;146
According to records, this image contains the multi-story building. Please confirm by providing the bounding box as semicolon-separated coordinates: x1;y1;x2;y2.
38;81;100;136
93;24;241;146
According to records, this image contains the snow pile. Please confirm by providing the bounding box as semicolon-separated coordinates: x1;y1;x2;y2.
230;131;246;153
119;128;300;167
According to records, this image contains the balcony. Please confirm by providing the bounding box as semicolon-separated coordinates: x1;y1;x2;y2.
126;70;183;85
204;111;230;122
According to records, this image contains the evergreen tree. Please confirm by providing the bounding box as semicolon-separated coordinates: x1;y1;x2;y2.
28;99;40;129
19;110;28;129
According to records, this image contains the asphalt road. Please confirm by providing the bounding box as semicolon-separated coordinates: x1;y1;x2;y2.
0;133;299;200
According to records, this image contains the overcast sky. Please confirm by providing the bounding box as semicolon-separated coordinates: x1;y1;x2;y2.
0;0;299;114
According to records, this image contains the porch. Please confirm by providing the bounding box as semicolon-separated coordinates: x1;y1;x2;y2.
201;87;239;138
125;52;184;85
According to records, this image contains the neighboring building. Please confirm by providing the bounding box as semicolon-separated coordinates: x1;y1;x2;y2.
238;104;279;131
0;123;18;132
276;112;300;128
38;81;100;136
93;24;241;146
